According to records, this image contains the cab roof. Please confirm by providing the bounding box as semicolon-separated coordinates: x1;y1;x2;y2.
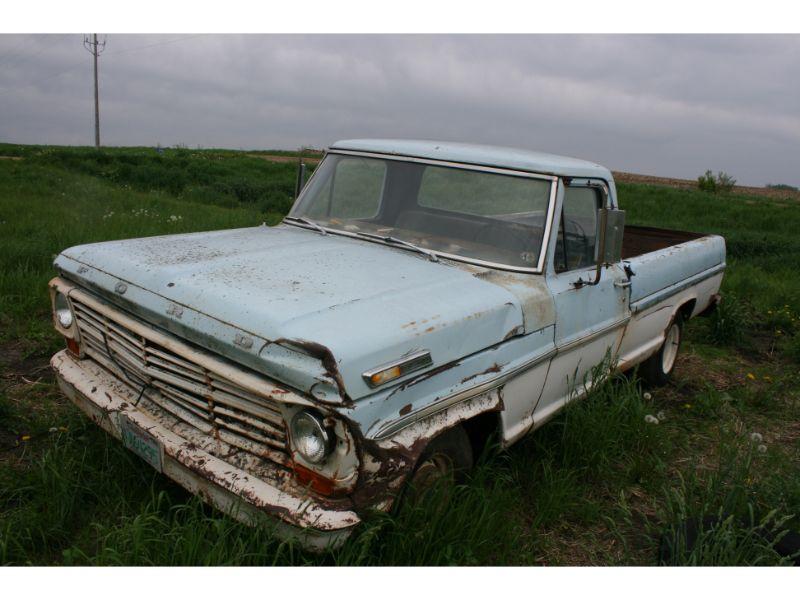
329;139;613;181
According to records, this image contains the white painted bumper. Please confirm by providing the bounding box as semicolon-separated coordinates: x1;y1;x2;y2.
51;350;359;551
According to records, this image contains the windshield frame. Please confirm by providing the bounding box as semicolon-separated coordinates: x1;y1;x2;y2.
285;149;559;274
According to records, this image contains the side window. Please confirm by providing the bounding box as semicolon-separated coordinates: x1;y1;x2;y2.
307;157;385;220
554;186;602;273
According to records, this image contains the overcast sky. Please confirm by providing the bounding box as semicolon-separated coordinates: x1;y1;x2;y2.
1;34;797;186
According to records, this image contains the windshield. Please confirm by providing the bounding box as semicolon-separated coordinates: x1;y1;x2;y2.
288;153;554;269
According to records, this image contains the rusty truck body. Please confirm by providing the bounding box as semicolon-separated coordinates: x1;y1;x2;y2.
50;139;725;549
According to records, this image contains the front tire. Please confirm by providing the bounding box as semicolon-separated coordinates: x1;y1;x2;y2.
406;425;473;500
641;313;684;387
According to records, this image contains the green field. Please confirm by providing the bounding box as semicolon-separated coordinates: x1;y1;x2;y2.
1;144;798;565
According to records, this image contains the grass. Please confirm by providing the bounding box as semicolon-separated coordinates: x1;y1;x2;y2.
1;145;798;565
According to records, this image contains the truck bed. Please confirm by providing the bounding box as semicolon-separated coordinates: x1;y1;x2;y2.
621;225;705;259
621;225;726;308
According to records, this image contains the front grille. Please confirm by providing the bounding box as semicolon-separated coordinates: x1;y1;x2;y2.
71;295;290;467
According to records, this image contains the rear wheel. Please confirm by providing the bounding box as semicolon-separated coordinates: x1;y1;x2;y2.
641;313;683;386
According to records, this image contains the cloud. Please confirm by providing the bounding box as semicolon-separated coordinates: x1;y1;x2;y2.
0;34;797;185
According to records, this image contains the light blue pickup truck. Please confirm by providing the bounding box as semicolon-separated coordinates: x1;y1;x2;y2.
49;140;725;549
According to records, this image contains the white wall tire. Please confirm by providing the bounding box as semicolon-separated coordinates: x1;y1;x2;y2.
641;313;684;387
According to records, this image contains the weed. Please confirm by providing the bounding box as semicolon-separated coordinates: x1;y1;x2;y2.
653;431;798;565
691;383;734;418
707;294;750;346
698;170;737;193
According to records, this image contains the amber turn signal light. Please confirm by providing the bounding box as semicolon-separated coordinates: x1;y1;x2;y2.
291;461;338;496
66;337;80;356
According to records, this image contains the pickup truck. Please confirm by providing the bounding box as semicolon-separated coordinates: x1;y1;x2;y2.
49;139;725;550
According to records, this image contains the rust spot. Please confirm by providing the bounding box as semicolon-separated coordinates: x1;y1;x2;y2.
424;326;435;333
460;363;503;384
272;338;351;403
399;403;412;416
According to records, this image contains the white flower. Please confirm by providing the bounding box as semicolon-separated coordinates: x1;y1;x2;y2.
656;410;667;421
643;392;652;401
644;414;659;424
757;444;767;454
48;427;58;433
750;432;763;443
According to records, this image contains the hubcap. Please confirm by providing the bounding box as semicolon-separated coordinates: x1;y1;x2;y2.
411;454;452;491
662;323;680;373
407;453;455;506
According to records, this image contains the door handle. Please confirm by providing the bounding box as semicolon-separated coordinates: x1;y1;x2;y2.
614;280;632;288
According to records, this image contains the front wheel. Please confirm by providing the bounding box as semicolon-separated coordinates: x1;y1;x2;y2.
641;313;684;386
405;425;473;502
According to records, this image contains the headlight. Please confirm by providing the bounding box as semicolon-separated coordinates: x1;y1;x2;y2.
290;410;333;464
54;292;74;329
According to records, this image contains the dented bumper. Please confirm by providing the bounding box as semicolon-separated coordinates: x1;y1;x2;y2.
51;350;360;551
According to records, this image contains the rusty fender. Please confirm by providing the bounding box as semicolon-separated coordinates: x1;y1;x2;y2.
345;388;502;511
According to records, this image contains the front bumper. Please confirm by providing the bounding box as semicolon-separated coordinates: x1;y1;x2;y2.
51;350;360;551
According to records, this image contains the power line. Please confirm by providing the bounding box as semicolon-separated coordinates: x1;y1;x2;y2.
0;34;62;71
0;34;208;100
102;34;208;57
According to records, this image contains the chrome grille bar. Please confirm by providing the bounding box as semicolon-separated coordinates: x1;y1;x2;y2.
70;293;291;466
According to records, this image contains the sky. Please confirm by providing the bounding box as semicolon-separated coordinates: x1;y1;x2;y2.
0;34;798;186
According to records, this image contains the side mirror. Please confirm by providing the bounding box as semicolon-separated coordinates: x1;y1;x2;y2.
598;208;625;265
574;207;626;288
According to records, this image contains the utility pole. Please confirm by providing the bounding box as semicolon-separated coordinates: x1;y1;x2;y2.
83;34;106;148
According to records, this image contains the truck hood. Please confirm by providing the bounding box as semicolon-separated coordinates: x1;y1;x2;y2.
55;224;538;402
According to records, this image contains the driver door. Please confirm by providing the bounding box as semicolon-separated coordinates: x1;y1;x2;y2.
533;182;630;424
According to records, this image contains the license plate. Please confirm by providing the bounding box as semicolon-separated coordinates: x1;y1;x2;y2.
119;414;164;472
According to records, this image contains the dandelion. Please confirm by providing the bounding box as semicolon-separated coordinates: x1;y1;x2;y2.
750;432;763;443
757;444;768;454
764;375;772;382
644;414;659;424
656;410;667;421
683;403;692;409
746;373;756;380
48;427;58;433
643;392;652;401
21;434;31;441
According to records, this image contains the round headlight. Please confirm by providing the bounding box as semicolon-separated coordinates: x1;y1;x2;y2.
290;410;333;464
55;292;74;329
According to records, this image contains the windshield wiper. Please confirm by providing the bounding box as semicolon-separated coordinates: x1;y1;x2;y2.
284;216;328;235
354;231;440;262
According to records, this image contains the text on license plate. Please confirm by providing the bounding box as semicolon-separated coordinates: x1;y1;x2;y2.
119;414;164;473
